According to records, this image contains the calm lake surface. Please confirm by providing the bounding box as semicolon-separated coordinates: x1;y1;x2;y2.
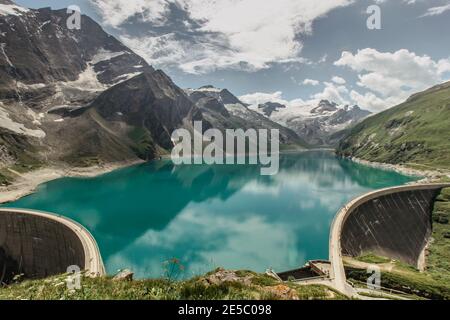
2;151;416;279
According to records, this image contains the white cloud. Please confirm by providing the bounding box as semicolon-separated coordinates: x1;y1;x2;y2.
303;79;320;86
93;0;354;74
349;90;405;112
335;48;450;96
239;91;305;107
239;84;398;113
333;48;450;111
331;76;346;85
119;32;240;74
239;82;354;110
240;91;288;106
311;81;349;105
421;4;450;17
91;0;170;27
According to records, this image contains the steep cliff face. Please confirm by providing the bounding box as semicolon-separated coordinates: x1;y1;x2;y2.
186;86;308;147
0;5;151;106
92;70;197;153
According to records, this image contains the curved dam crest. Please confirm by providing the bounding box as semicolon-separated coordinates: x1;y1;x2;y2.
329;183;450;296
341;188;438;267
0;208;104;284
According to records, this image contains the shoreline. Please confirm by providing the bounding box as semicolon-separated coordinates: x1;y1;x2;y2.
0;159;145;204
2;151;448;205
348;157;449;183
1;149;320;205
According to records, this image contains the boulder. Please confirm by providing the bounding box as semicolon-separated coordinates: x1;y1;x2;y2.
113;269;134;281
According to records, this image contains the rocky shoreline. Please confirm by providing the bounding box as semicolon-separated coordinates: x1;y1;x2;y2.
0;159;145;204
348;157;449;183
2;153;448;205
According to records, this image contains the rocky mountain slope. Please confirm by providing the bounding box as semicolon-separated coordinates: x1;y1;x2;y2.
0;2;306;185
250;100;371;146
185;86;307;147
337;81;450;170
0;1;172;176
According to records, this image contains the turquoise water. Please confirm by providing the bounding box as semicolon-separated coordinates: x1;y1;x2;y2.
2;151;416;279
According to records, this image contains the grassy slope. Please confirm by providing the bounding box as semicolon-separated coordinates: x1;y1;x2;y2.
0;130;43;185
345;188;450;299
0;269;347;300
338;82;450;170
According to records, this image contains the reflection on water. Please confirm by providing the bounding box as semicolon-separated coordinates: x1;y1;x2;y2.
2;151;416;278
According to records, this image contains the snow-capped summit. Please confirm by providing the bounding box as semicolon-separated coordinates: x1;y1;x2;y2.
311;100;338;114
196;85;222;92
250;99;371;146
0;0;29;16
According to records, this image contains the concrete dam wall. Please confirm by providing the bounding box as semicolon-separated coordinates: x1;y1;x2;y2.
0;209;104;284
340;185;447;267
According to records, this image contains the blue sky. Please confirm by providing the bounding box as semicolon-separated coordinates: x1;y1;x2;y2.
15;0;450;111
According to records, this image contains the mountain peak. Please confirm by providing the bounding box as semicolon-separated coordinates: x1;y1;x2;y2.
311;100;338;114
187;86;244;106
343;105;361;112
258;102;286;117
197;85;221;93
0;7;151;104
0;1;29;16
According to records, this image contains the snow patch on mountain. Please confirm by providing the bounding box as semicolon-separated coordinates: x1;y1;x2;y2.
196;85;222;93
248;99;371;146
224;103;250;117
0;4;29;17
0;42;13;67
0;103;45;138
60;65;107;92
112;71;143;83
26;108;45;125
17;82;47;90
90;48;128;65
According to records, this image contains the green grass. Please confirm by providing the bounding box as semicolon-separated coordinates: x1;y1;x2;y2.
128;126;155;159
338;81;450;170
0;269;347;300
62;155;102;167
0;131;44;185
0;172;10;186
346;267;450;300
427;187;450;286
356;253;391;264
